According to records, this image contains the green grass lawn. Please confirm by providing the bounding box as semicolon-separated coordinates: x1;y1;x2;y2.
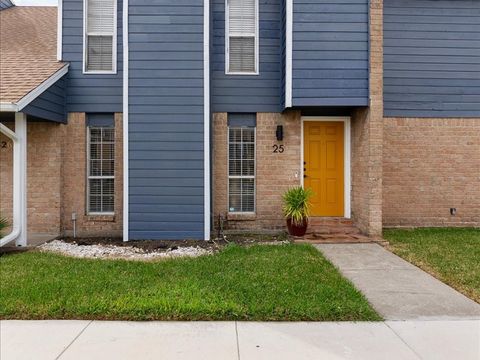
0;244;380;321
384;228;480;303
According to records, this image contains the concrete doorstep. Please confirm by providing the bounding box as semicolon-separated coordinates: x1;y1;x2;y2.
1;320;479;360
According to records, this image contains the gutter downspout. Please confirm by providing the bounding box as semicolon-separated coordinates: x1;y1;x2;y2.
0;113;27;247
122;0;129;242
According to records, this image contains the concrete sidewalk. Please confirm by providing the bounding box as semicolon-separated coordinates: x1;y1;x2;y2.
315;243;480;320
1;320;479;360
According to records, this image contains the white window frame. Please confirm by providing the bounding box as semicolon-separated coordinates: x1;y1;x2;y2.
227;126;256;214
83;0;118;74
225;0;259;75
87;126;115;215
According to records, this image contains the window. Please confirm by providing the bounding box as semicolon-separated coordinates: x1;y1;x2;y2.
87;125;115;214
84;0;116;73
228;127;255;212
226;0;258;74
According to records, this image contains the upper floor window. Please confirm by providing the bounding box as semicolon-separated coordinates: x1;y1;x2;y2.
84;0;117;73
226;0;259;74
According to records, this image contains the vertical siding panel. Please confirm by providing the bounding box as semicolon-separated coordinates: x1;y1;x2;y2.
384;0;480;117
128;0;205;240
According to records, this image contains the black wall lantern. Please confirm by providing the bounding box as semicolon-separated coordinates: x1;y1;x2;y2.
276;125;284;141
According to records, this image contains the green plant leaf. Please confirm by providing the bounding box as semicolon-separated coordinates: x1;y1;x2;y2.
282;186;314;226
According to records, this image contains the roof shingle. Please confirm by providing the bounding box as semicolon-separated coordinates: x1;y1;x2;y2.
0;6;67;104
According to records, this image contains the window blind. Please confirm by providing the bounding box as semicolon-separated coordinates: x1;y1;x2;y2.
228;127;255;213
85;0;115;72
227;0;257;73
88;124;115;214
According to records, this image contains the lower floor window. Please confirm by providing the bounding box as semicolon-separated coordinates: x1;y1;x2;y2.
228;127;255;212
87;125;115;214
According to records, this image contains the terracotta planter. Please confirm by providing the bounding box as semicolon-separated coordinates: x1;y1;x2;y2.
286;218;308;237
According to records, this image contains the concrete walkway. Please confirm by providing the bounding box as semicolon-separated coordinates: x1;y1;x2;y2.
1;320;479;360
315;243;480;320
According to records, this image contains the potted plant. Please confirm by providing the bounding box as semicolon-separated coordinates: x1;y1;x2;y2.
282;186;313;236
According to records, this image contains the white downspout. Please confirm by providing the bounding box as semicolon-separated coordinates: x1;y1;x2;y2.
0;113;27;247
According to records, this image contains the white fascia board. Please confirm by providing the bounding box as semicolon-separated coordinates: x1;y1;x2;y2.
122;0;129;242
285;0;293;108
16;65;69;111
0;103;18;112
57;0;63;61
204;0;211;240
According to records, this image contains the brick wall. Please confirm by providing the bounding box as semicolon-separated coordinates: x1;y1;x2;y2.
0;121;63;235
0;113;123;239
61;113;123;237
0;123;14;234
383;118;480;227
350;0;384;237
213;111;301;230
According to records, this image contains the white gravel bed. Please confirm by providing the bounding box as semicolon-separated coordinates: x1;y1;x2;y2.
39;240;213;261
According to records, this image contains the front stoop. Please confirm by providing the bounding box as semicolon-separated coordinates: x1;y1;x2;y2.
293;217;387;245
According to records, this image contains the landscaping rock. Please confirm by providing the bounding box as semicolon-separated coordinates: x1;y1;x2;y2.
39;240;213;261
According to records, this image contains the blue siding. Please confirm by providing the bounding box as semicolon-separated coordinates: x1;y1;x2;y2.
128;0;205;240
63;0;123;113
292;0;369;107
23;76;67;123
384;0;480;117
211;0;281;113
0;0;13;10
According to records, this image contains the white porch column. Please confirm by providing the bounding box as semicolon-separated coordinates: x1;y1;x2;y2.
14;112;27;246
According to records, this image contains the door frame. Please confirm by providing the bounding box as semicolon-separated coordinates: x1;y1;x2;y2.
301;116;351;218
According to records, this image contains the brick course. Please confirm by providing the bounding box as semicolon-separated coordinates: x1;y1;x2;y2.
213;111;301;230
61;113;123;237
383;118;480;227
0;113;123;239
0;121;63;235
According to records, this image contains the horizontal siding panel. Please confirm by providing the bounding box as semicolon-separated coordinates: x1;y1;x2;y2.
128;0;205;240
23;76;66;123
384;0;480;117
63;0;123;113
128;231;204;240
292;0;368;107
211;0;281;112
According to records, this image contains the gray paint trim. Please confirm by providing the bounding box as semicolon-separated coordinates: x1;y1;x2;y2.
228;113;256;127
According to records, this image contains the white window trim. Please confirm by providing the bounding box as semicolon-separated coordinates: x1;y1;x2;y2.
227;127;256;214
83;0;118;74
57;0;63;61
86;126;115;215
285;0;293;107
300;117;351;219
225;0;260;75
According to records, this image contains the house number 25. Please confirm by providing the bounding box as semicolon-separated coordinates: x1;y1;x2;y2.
273;144;285;153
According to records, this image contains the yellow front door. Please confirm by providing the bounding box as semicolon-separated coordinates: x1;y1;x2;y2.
304;121;344;216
